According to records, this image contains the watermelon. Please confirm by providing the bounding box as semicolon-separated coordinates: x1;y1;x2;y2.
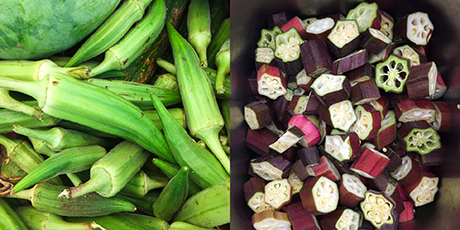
0;0;121;60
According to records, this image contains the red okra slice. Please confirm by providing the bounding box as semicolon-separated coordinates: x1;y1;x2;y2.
327;20;361;58
404;171;439;207
300;176;339;215
360;191;396;229
346;2;381;33
331;49;369;75
244;177;275;213
392;45;426;67
285;202;321;230
371;110;397;150
250;153;292;181
397;120;441;155
399;201;415;223
351;79;381;105
311;74;352;106
305;17;335;42
319;100;357;132
252;210;291;230
281;16;308;40
406;62;438;100
431;101;452;132
395;12;434;46
257;64;288;100
394;99;436;123
288;114;321;147
264;178;292;209
300;39;332;77
307;156;342;182
338;173;367;208
244;100;273;130
389;155;422;188
255;47;275;68
324;133;361;162
379;10;394;40
350;146;390;179
350;104;382;140
320;207;361;230
360;28;392;55
288;170;303;195
375;55;410;93
370;93;390;119
257;26;283;50
274;27;304;75
246;128;279;155
269;126;305;153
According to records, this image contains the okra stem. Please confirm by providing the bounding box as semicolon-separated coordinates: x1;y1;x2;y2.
156;58;177;75
215;37;230;94
0;89;43;119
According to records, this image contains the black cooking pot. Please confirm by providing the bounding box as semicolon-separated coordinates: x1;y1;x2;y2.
230;0;460;229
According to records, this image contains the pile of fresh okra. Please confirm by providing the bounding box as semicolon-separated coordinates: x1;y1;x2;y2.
0;0;230;229
243;1;450;229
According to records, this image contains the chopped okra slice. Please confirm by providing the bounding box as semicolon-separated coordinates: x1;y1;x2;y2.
398;121;441;155
288;114;321;148
257;27;283;50
281;16;308;39
327;20;361;58
375;54;410;93
349;104;382;140
371;110;397;150
288;170;303;194
406;62;438;100
274;27;304;75
255;47;275;67
300;176;339;215
338;173;367;208
257;64;287;100
396;12;434;46
350;79;381;105
327;100;357;132
379;10;394;39
360;191;395;229
269;126;305;153
311;74;351;106
346;2;381;33
264;179;292;209
324;133;361;162
320;208;361;230
305;17;335;42
244;100;273;130
350;147;390;179
252;210;291;230
406;172;439;207
360;28;392;55
250;153;291;181
300;39;332;77
393;45;425;66
244;177;274;213
431;101;452;132
394;99;436;123
390;155;423;188
286;202;321;230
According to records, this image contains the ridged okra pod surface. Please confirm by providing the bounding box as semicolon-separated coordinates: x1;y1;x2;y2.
187;0;212;68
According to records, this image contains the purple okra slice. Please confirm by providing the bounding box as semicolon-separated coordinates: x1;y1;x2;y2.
287;170;303;195
394;99;436;123
346;63;375;86
379;10;394;40
267;12;292;29
285;202;321;230
244;100;273;130
243;177;274;213
346;2;381;33
393;44;426;66
395;12;434;46
311;74;352;106
331;49;369;75
269;126;305;153
281;16;308;40
327;20;361;58
375;54;410;93
360;28;392;55
349;104;382;140
406;62;438;100
252;210;291;230
274;27;304;75
305;17;335;43
324;133;361;162
338;173;367;208
246;128;279;155
250;153;291;181
319;100;357;132
350;79;381;105
257;64;287;100
300;39;332;77
300;176;339;215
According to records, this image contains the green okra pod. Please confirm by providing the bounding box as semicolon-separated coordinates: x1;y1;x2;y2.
7;183;136;217
167;21;230;174
187;0;212;68
12;125;113;152
119;170;169;198
219;99;231;137
0;198;28;230
89;0;166;76
152;166;189;221
66;0;154;68
14;206;104;230
143;108;186;130
152;73;179;91
115;190;160;215
0;101;59;134
0;72;174;163
0;89;43;119
1;157;27;184
215;37;230;94
169;221;211;230
152;158;201;195
59;140;150;199
13;145;107;193
150;93;229;189
86;78;181;110
67;213;169;230
0;134;62;186
207;17;230;69
27;137;58;157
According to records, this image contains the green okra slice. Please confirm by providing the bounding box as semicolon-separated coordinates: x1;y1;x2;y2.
66;0;154;68
59;140;150;199
398;121;441;155
257;26;283;50
12;125;113;152
13;145;107;193
150;93;229;189
375;55;410;93
274;27;304;75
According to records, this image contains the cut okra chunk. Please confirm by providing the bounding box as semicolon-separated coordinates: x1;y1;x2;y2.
393;45;425;66
406;172;439;207
255;47;275;67
311;74;351;106
327;20;361;58
398;121;441;155
325;100;357;132
252;210;291;230
396;12;434;46
380;11;394;40
300;176;339;215
406;62;438;100
264;179;292;209
244;177;274;213
257;64;287;100
324;133;361;162
244;100;273;130
250;153;291;181
394;99;436;123
338;173;367;208
349;104;382;140
269;126;305;153
375;55;410;93
305;17;335;42
320;208;361;230
360;191;395;229
274;27;304;75
257;27;283;50
346;2;381;33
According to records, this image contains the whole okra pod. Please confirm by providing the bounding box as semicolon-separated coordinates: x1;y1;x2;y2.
0;198;28;230
167;21;230;173
0;101;58;134
119;170;169;198
0;72;174;163
152;158;202;196
0;89;42;119
188;0;212;68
